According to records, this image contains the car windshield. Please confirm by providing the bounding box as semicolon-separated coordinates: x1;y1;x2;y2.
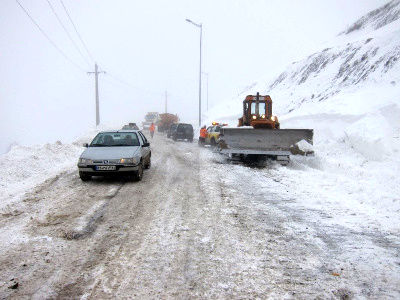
90;132;140;147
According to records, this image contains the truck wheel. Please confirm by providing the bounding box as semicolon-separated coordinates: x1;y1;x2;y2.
79;171;91;181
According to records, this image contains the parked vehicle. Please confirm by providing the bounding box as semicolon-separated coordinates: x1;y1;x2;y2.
122;123;139;130
205;122;228;146
142;112;159;131
77;130;151;181
167;123;178;138
171;123;194;142
157;113;179;132
218;93;313;164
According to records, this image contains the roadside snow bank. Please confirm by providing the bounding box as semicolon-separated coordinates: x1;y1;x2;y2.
278;93;400;232
344;112;398;161
0;128;104;212
0;142;81;212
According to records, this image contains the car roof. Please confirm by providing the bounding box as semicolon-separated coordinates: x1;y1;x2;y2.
99;130;141;133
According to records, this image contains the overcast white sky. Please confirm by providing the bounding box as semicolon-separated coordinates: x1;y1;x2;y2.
0;0;385;153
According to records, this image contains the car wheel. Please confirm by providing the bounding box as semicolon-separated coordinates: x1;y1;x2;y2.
145;157;151;169
188;138;193;143
79;171;91;181
134;163;143;181
172;135;177;141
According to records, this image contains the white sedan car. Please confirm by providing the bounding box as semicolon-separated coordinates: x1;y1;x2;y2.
77;130;151;181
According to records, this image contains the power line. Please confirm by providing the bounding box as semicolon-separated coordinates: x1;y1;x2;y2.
15;0;85;71
52;1;159;96
59;0;95;62
107;73;139;89
46;0;91;67
105;72;163;96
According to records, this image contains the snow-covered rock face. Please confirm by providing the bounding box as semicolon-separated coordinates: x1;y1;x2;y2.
271;39;399;112
208;1;400;124
268;5;400;116
341;0;400;35
265;1;400;165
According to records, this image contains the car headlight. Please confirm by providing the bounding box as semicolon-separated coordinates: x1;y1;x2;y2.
79;158;92;164
252;115;257;120
120;158;137;165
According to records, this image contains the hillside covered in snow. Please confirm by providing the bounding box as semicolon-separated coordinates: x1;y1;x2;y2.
209;0;400;131
207;0;400;164
206;0;400;230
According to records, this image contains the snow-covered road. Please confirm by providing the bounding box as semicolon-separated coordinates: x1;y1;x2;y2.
0;134;399;299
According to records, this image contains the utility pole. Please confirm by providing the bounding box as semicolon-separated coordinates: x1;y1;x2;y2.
186;19;203;127
165;90;168;113
199;24;202;126
206;73;209;112
202;72;209;112
87;63;105;126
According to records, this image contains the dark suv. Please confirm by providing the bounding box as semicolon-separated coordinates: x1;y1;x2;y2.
167;123;178;138
171;123;194;142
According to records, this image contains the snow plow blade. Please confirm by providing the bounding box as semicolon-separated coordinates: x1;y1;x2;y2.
218;127;314;157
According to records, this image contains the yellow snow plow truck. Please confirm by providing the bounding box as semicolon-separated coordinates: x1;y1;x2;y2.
218;93;313;164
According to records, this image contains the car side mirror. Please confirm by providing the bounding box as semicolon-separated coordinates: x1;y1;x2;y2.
83;143;89;148
143;142;150;147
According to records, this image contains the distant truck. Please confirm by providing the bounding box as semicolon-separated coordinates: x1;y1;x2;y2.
157;113;179;132
122;123;139;130
142;112;159;131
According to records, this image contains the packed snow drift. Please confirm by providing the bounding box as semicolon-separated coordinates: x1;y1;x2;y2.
0;128;105;212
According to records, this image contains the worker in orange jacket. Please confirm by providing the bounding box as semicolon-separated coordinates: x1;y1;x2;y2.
149;123;155;138
198;125;207;146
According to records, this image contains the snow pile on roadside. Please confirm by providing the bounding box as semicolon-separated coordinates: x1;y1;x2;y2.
0;127;104;212
0;142;80;202
204;1;400;231
281;118;399;232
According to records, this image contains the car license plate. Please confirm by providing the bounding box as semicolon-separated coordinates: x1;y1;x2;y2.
95;165;116;171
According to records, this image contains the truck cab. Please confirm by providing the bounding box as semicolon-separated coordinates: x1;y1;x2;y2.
238;93;280;129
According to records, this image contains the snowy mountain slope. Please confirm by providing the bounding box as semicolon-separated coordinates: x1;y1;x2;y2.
208;0;400;122
206;1;400;231
269;25;400;118
341;0;400;35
